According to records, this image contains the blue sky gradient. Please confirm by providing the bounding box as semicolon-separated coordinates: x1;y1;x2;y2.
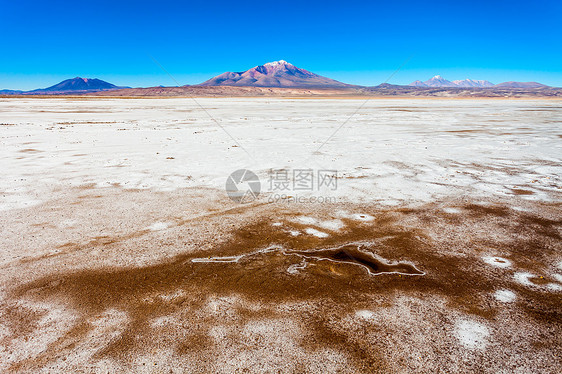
2;0;561;89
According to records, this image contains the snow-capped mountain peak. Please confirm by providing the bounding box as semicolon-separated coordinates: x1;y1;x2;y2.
409;75;495;88
452;79;494;88
264;60;291;67
423;75;455;87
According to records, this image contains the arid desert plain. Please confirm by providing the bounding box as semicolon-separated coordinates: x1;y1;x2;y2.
0;97;561;372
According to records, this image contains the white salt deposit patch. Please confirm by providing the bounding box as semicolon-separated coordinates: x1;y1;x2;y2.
494;289;516;303
304;228;329;238
514;272;535;287
355;310;375;320
293;216;344;231
202;298;240;321
316;219;345;231
287;260;307;274
512;272;561;291
553;274;562;283
289;230;301;236
511;206;529;212
558;261;562;271
443;207;461;214
159;290;185;301
88;358;124;373
272;222;282;226
0;193;42;212
208;325;229;341
454;319;490;350
243;319;289;336
295;216;317;225
482;256;512;268
59;219;78;228
150;316;182;328
147;222;170;231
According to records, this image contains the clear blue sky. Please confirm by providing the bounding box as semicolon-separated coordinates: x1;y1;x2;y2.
2;0;561;89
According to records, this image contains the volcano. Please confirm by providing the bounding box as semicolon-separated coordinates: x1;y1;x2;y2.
198;60;353;88
28;77;121;94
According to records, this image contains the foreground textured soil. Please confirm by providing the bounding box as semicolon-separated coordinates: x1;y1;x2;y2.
0;188;561;373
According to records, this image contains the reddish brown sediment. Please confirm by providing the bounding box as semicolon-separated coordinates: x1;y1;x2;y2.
2;196;561;372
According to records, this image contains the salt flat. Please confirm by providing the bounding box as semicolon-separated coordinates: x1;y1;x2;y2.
0;97;561;372
1;98;561;209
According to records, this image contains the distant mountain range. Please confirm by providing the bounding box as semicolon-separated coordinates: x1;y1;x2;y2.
409;75;549;88
198;60;353;88
0;64;557;96
410;75;494;88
